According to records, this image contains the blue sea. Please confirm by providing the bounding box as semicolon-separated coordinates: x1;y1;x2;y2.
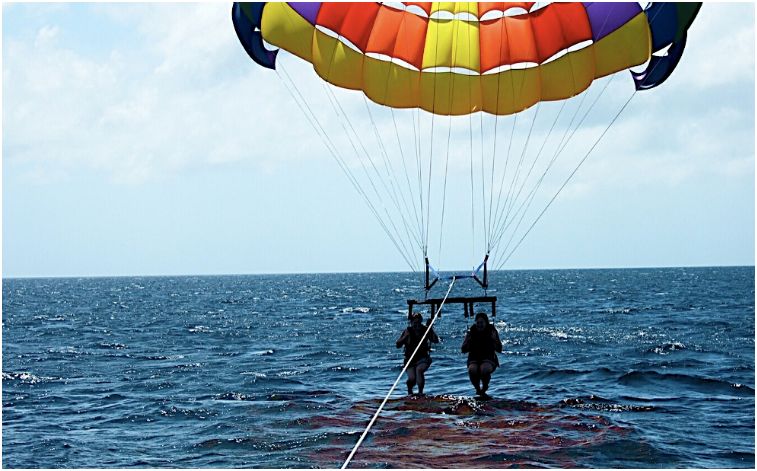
3;267;755;468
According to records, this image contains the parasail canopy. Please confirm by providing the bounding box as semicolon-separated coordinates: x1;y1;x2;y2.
232;2;701;276
235;2;700;115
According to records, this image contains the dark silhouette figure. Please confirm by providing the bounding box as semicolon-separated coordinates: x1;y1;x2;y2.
461;312;502;397
396;313;439;395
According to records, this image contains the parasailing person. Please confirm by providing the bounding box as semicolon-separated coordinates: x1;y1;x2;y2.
461;312;502;398
396;312;439;396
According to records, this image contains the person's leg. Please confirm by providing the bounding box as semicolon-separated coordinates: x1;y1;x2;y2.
406;367;417;395
415;360;430;395
467;363;481;394
480;361;495;394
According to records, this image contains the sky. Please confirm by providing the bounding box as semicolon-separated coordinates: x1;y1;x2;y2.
2;2;755;278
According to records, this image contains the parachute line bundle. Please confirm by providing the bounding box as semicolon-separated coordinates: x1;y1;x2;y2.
233;2;701;273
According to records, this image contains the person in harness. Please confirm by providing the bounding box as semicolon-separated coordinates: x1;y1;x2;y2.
461;312;502;398
396;312;439;396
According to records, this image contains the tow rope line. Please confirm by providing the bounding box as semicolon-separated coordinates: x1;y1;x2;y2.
341;278;456;469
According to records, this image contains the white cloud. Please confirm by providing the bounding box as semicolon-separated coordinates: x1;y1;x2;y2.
676;3;755;89
2;3;754;275
34;24;59;46
4;3;316;185
3;2;753;266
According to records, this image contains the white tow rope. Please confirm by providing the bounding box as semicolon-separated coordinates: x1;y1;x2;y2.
341;279;456;469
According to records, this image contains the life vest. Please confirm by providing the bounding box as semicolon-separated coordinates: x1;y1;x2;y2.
404;326;431;363
466;324;500;366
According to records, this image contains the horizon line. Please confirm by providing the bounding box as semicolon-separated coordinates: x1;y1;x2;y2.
3;263;754;281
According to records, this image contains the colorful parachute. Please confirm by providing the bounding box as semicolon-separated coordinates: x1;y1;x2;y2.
234;2;700;115
232;3;701;274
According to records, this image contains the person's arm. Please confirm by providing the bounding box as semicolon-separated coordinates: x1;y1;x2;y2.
461;330;471;353
492;328;503;353
396;329;409;348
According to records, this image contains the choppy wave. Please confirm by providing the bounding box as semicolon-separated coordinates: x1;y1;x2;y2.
3;268;754;468
523;367;615;381
341;307;371;313
2;371;61;384
559;396;656;412
618;370;755;396
647;341;687;355
250;349;275;356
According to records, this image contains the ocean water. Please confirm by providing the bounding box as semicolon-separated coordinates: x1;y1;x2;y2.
3;267;754;468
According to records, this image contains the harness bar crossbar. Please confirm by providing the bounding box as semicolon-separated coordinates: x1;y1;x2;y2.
407;296;497;320
425;255;489;292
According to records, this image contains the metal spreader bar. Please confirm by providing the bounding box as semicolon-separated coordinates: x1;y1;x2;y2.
407;296;497;320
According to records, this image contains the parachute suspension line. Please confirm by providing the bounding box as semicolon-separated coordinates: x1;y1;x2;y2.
488;67;523;252
275;64;417;272
412;107;427;257
272;12;416;270
496;102;541;238
467;27;477;268
390;106;425;250
489;101;540;260
468;109;476;263
486;15;509;254
489;15;540;253
488;105;563;256
425;22;443;258
360;97;424;253
491;70;609;254
508;99;569;215
490;73;615;258
493;3;671;270
489;97;573;254
436;101;453;267
284;10;426;272
489;80;604;262
486;112;504;255
318;26;421;270
358;54;424;254
486;111;501;254
421;74;439;258
316;56;418;269
495;88;639;271
355;101;419;256
371;11;424;260
426;111;434;258
357;99;407;225
386;12;425;256
324;88;413;245
341;278;456;469
480;108;488;255
437;14;462;268
488;38;582;257
322;85;418;269
489;42;582;255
